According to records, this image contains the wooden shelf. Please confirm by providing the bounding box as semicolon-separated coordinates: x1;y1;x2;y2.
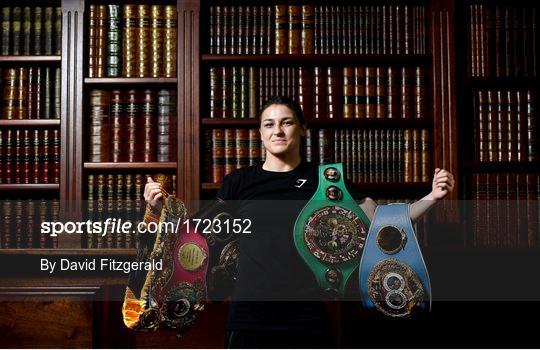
464;77;540;88
0;119;60;127
463;161;540;172
84;162;177;170
201;118;433;128
203;182;431;191
0;184;59;191
0;55;61;62
201;54;432;64
84;77;178;85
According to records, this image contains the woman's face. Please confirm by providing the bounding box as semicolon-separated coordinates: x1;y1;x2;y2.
259;104;305;158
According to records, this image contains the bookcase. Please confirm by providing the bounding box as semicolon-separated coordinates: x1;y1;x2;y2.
1;0;539;347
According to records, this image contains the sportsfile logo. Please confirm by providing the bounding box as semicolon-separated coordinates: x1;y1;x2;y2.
295;179;307;188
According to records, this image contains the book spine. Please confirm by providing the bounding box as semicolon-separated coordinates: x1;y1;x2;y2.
236;128;249;169
375;67;387;119
44;7;53;55
54;68;60;118
88;5;97;77
354;67;366;119
275;5;288;54
365;66;376;118
11;7;21;55
137;5;150;78
126;90;140;162
527;90;537;161
1;7;10;55
400;67;412;118
414;66;426;119
343;67;354;119
54;7;62;55
403;129;412;182
22;7;31;55
123;5;137;77
248;129;260;166
288;5;301;54
89;90;111;162
224;128;236;175
107;5;122;77
43;67;52;119
110;90;124;162
301;5;314;54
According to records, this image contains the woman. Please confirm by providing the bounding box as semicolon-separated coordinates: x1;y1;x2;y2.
144;96;455;348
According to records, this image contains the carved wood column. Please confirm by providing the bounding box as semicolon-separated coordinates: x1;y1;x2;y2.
430;0;460;223
60;0;85;247
177;0;201;211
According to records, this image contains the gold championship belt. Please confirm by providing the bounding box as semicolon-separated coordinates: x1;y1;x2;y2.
122;178;238;335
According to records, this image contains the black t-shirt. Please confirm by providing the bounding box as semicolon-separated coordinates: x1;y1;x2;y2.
216;161;365;331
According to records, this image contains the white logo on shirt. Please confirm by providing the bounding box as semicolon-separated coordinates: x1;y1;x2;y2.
295;179;307;188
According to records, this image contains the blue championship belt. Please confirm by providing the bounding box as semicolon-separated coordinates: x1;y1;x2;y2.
359;203;431;317
294;163;370;296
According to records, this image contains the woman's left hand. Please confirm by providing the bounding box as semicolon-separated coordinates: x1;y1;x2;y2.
430;168;455;200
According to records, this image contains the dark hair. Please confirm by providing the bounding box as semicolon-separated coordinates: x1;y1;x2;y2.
257;96;305;125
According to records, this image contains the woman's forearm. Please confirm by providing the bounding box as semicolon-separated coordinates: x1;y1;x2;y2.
409;193;437;222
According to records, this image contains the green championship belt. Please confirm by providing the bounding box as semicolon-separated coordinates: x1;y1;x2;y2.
294;163;371;296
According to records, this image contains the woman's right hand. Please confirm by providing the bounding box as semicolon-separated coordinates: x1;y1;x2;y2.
144;177;164;214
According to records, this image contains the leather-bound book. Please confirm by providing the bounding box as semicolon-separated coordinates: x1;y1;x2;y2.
413;66;426;119
44;7;53;55
229;6;237;55
33;7;42;55
222;6;229;54
240;66;248;119
11;7;21;55
27;67;36;119
526;90;537;162
396;5;403;55
400;67;412;118
110;90;124;162
387;66;399;119
420;129;429;182
95;5;107;77
248;128;260;166
215;6;222;54
354;67;366;119
107;5;122;77
403;129;412;182
3;68;17;119
351;126;359;183
343;67;354;119
209;6;215;54
224;128;236;175
163;6;177;77
313;66;326;119
305;128;314;163
52;129;60;183
376;67;387;119
237;6;245;54
297;67;312;120
141;89;157;162
22;7;31;55
150;5;163;78
14;200;23;247
157;89;177;162
365;66;376;118
212;128;225;183
2;201;12;247
123;5;137;77
38;199;47;247
88;5;97;77
87;174;96;248
126;89;140;162
209;66;220;118
221;66;230;118
54;7;61;55
288;5;301;54
231;66;241;118
1;7;10;55
41;129;49;183
275;5;288;54
31;129;39;183
486;90;496;162
15;68;28;119
412;129;421;182
235;128;249;169
136;5;150;78
506;90;516;162
43;67;52;118
248;67;257;119
477;90;487;161
89;89;111;162
496;90;507;162
22;129;30;184
54;67;61;118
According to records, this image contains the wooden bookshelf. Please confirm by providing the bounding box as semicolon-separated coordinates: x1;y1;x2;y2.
83;162;178;170
201;54;432;64
0;184;60;191
0;55;62;62
84;77;178;85
0;119;61;127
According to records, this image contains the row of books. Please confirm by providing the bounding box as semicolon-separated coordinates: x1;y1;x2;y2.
0;67;61;119
209;5;426;55
85;172;176;249
307;128;430;184
467;4;537;78
209;65;427;120
470;173;539;248
88;89;177;163
0;199;59;249
205;127;430;184
1;6;62;56
473;89;537;162
88;4;177;78
0;128;60;184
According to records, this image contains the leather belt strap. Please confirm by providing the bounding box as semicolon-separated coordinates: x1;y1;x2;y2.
359;203;431;317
